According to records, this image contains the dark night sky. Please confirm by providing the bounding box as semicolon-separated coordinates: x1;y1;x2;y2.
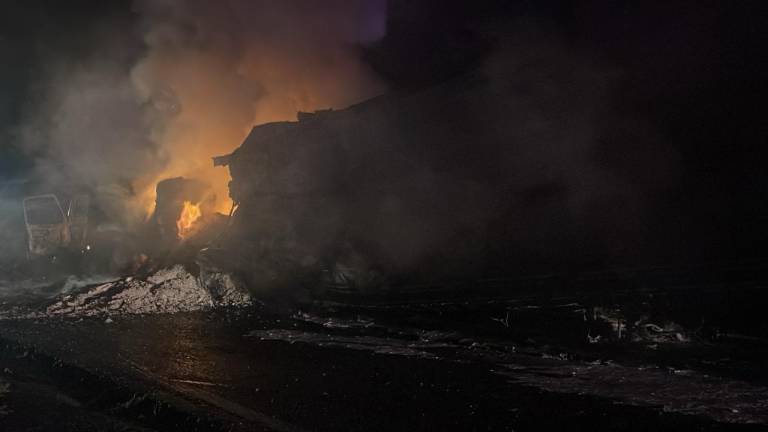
1;0;767;268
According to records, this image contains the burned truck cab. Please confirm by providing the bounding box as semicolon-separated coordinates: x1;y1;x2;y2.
22;193;90;259
22;194;70;258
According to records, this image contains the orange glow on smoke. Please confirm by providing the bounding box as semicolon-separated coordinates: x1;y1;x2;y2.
127;4;386;223
177;201;202;239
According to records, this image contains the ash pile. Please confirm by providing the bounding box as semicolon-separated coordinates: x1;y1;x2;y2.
45;265;250;318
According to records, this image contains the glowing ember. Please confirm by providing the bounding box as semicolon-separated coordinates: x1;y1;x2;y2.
177;201;202;239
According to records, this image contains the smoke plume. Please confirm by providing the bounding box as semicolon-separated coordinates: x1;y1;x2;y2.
17;0;386;223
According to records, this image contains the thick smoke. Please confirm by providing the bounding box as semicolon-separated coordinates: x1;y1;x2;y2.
480;30;676;267
11;2;677;281
130;0;386;214
17;0;386;223
223;22;678;282
19;57;165;225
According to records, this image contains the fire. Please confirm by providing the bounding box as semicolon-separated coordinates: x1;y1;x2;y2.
177;201;202;239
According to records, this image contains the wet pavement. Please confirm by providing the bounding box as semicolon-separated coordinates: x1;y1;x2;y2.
1;270;768;431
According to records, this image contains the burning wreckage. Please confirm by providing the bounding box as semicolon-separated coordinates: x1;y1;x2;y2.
3;85;484;314
4;74;547;314
23;193;88;259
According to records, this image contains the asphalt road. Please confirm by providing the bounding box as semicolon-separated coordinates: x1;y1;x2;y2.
1;281;767;431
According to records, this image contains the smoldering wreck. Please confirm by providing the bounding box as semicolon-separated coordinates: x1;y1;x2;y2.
2;73;514;313
3;2;768;430
0;45;664;312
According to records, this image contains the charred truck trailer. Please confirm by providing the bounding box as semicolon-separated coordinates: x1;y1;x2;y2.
211;83;505;290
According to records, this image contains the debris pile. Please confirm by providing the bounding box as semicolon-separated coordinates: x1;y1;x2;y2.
45;265;251;317
634;321;689;343
589;306;691;344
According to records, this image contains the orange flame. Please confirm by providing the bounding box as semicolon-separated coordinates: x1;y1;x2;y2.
177;201;202;239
